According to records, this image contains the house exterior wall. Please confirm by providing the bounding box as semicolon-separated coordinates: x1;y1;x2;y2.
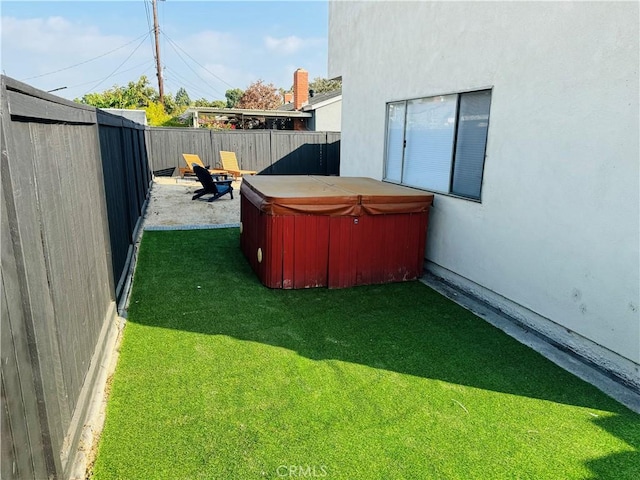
310;100;342;132
102;108;148;125
329;1;640;384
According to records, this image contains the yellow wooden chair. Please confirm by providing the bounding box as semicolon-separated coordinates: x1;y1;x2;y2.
180;153;227;179
219;151;257;179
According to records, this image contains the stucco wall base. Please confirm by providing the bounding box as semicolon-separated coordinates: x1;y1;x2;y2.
424;261;640;401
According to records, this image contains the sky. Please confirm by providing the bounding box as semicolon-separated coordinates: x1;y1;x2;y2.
0;0;329;101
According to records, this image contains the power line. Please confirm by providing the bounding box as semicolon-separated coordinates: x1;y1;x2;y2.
162;37;225;98
164;66;224;100
141;1;234;100
165;67;224;101
65;60;155;91
160;0;167;80
143;0;156;62
21;30;153;81
163;69;208;98
84;33;152;95
161;31;235;89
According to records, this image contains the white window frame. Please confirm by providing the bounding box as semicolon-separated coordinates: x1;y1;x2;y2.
383;88;492;202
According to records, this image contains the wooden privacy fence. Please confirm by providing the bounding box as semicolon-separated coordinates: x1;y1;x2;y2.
146;128;340;176
97;110;151;298
1;76;150;479
1;75;338;479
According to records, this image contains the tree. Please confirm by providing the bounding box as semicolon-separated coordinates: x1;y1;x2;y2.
76;91;116;109
121;76;157;107
162;93;177;115
144;101;170;126
175;87;191;107
225;88;244;108
194;98;226;108
76;75;158;109
309;77;342;94
75;75;195;123
237;80;281;110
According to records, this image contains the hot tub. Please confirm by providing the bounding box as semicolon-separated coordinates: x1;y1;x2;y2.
240;176;434;289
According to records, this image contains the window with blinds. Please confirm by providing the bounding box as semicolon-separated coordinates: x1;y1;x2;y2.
383;89;491;201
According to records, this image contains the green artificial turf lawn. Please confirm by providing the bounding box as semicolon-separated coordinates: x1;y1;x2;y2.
92;229;640;480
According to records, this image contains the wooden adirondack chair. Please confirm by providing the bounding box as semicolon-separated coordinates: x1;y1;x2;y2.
181;153;228;179
219;151;257;179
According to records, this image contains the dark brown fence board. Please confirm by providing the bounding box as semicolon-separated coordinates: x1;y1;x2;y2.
1;74;340;480
1;374;29;480
30;124;80;419
1;191;49;480
1;75;145;480
134;129;148;212
97;110;151;299
7;90;95;124
138;129;152;188
147;127;213;173
96;112;124;128
269;131;329;175
327;132;341;175
30;123;113;416
122;129;141;232
3;76;94;113
98;124;133;296
214;131;269;173
3;118;67;476
147;128;340;176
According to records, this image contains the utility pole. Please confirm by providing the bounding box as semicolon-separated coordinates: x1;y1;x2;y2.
152;0;164;104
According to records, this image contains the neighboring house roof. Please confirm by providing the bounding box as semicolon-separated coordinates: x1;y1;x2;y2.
279;89;342;112
278;103;295;112
183;106;312;118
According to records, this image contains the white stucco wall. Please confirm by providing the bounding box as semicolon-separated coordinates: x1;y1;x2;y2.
311;100;342;132
329;1;640;382
102;108;148;125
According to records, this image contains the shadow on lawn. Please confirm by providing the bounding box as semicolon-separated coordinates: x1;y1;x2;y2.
584;414;640;479
129;229;640;477
131;230;637;411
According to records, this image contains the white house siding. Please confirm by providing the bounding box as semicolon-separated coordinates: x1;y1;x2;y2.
102;108;148;125
329;1;640;385
311;100;342;132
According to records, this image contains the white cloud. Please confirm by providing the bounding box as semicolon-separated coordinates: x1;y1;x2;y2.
1;15;150;96
1;16;129;57
264;35;324;55
0;14;328;100
265;35;304;55
161;31;247;98
201;63;253;95
177;30;240;63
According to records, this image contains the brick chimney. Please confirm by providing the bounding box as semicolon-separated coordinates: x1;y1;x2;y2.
284;92;293;104
293;68;309;110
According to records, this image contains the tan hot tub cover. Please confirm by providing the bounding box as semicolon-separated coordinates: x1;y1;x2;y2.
240;176;434;216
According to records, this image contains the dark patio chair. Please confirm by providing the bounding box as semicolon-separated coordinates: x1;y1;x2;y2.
192;165;234;202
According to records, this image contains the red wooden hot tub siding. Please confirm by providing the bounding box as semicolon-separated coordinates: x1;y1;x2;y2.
240;194;429;289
